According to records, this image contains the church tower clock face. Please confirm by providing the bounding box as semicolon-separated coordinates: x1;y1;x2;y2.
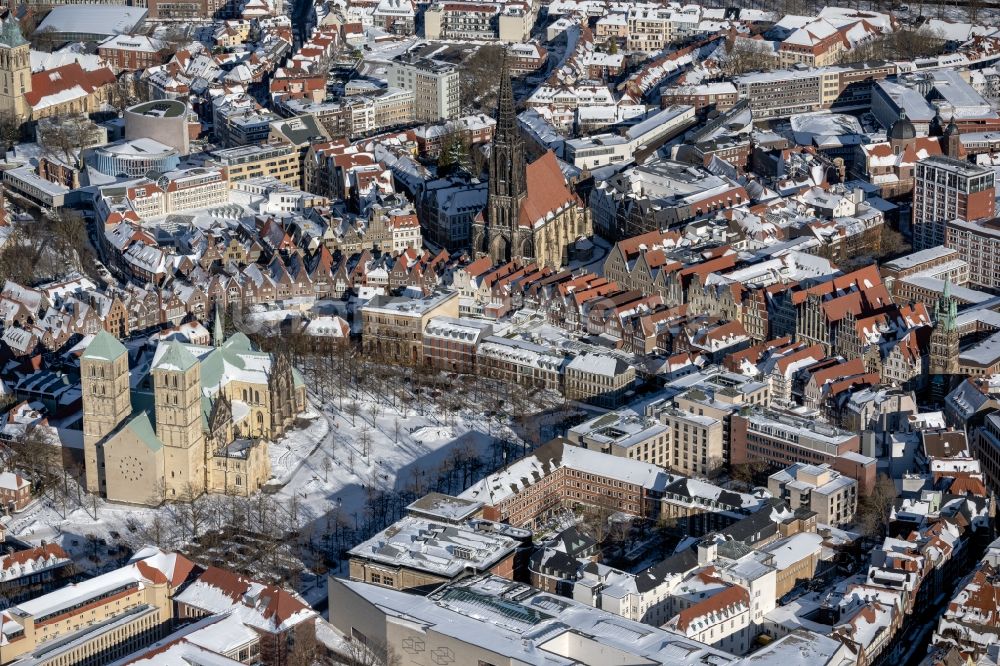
119;456;145;482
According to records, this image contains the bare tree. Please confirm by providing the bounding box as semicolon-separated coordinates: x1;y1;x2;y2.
857;474;897;542
577;498;621;556
359;426;372;458
47;208;97;277
459;44;506;113
879;223;910;260
717;38;778;77
730;459;769;490
0;228;40;285
175;483;210;541
8;427;61;492
838;27;947;65
139;512;173;550
0;111;21;154
338;638;401;666
147;479;167;507
285;628;319;666
345;402;359;427
37;116;102;169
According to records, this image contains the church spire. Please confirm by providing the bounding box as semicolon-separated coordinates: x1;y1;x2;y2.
474;47;528;265
930;278;959;402
213;301;224;347
495;51;518;146
936;279;957;332
489;49;526;201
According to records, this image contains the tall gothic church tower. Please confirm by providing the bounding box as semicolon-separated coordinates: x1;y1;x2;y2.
472;50;528;264
0;19;31;122
81;331;132;494
929;279;959;401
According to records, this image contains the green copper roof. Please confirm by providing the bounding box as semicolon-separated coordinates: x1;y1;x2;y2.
124;411;163;452
199;346;246;392
153;339;199;373
222;332;253;352
0;19;26;49
82;330;127;362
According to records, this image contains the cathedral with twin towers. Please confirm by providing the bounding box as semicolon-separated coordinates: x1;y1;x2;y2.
80;319;305;506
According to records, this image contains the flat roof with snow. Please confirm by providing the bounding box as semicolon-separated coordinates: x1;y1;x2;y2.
36;5;147;37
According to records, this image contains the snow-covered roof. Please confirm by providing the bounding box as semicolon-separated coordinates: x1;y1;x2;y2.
460;440;673;507
36;5;147;36
349;516;527;577
174;567;315;634
14;548;191;624
761;532;824;571
335;575;735;664
566;352;630;377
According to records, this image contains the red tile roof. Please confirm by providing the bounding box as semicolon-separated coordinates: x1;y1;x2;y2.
673;584;749;632
519;151;576;229
26;62;115;108
0;543;68;570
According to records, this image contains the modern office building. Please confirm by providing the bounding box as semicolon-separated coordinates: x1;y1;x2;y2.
946;217;1000;289
386;54;459;123
732;409;875;493
767;463;858;527
913;156;995;250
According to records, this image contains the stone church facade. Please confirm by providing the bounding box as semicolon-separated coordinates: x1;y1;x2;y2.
81;326;305;505
471;51;591;269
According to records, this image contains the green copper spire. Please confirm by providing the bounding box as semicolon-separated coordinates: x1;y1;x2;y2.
213;301;224;348
937;279;957;332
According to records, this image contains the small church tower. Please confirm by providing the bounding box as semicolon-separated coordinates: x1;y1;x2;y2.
267;351;296;438
929;279;959;401
0;18;31;123
81;331;131;494
152;340;206;498
943;120;962;159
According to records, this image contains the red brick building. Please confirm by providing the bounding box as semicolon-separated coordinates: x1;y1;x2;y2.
422;316;493;373
459;439;669;528
0;472;31;512
97;35;171;71
661;82;738;114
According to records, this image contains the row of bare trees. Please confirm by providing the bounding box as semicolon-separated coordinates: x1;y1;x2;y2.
837;27;949;65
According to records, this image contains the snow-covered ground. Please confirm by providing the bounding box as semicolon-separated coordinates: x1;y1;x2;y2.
270;391;507;534
5;372;541;583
